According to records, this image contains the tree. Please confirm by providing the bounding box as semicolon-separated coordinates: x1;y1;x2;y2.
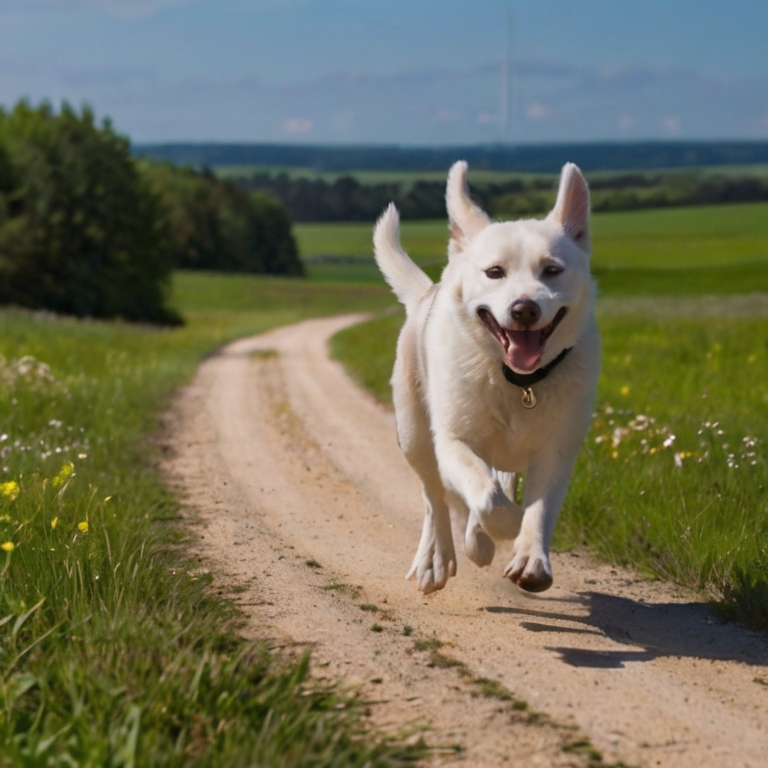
0;101;180;324
142;163;304;276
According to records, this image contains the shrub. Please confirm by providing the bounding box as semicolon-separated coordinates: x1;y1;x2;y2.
143;163;304;276
0;101;180;325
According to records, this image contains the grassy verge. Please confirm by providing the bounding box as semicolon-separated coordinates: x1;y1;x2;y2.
330;296;768;629
297;202;768;292
0;273;429;765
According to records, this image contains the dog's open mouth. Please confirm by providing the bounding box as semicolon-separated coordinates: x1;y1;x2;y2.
477;306;568;373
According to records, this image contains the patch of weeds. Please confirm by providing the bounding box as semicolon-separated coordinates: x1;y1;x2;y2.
562;736;634;767
413;636;443;652
428;652;465;671
402;625;413;636
472;676;513;702
370;623;384;633
359;603;379;612
321;579;348;591
411;635;467;673
305;558;322;568
754;675;768;686
251;348;279;359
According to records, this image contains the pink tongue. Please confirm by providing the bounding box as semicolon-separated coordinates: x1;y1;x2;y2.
506;330;542;372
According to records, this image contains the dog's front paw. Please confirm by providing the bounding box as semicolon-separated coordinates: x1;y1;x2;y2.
503;550;553;593
464;521;495;567
406;541;457;595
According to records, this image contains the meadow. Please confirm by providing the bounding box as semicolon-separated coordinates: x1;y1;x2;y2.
327;201;768;628
297;201;768;293
1;197;767;763
0;277;426;766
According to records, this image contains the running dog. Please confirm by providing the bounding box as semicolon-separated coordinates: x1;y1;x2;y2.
373;161;600;594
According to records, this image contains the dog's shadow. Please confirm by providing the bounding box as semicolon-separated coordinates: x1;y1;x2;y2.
483;592;768;669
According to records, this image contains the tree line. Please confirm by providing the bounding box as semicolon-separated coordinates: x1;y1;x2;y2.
137;140;768;174
0;102;303;325
238;169;768;223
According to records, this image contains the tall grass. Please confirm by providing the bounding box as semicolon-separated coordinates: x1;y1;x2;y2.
330;297;768;629
0;275;425;766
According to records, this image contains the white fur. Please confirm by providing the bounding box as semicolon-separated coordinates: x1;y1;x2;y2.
373;162;600;594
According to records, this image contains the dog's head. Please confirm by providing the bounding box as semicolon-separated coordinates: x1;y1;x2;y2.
443;161;594;375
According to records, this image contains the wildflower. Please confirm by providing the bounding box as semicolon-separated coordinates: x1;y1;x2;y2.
53;462;75;488
51;517;59;530
1;541;14;552
662;435;676;449
620;385;630;396
77;521;89;533
0;481;19;501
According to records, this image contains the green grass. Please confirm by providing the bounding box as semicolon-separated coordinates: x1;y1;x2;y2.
0;273;429;766
330;295;768;629
295;220;449;283
296;202;768;293
216;165;553;186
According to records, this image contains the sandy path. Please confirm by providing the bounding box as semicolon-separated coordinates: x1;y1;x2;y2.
164;314;768;768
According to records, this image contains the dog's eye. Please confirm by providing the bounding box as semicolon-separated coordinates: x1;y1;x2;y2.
543;264;564;277
484;266;505;280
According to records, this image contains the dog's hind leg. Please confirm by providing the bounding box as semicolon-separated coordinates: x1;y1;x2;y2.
406;476;456;594
392;332;457;594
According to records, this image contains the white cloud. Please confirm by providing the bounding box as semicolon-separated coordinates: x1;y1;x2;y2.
524;102;551;120
661;116;682;135
434;107;462;123
283;117;313;135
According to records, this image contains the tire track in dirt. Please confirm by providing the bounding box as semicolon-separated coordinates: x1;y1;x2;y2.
164;314;768;768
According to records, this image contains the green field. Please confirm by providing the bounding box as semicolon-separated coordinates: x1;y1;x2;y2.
1;197;767;763
328;201;768;629
215;165;553;186
0;275;424;765
297;201;768;293
217;163;768;185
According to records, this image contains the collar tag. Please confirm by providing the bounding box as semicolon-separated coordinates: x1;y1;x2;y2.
521;387;537;409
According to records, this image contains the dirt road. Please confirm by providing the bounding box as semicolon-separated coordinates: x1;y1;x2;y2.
164;314;768;767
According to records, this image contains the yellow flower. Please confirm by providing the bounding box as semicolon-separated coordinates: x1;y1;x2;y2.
52;462;75;488
77;521;89;533
1;541;14;552
620;386;630;396
51;517;59;530
0;481;20;501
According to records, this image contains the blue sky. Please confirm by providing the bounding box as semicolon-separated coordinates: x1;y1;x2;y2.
0;0;766;145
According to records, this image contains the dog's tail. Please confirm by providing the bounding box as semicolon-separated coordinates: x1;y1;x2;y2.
373;203;433;313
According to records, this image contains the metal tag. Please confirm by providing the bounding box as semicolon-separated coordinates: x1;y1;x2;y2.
521;387;537;409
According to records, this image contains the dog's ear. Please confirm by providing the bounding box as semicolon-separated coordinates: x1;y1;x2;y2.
446;161;491;254
550;163;590;248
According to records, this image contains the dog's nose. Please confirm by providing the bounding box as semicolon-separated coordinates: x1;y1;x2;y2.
510;299;541;329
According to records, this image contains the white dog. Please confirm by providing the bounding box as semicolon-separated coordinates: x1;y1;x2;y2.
373;162;600;594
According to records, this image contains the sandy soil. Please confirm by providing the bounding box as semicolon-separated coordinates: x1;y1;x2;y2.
163;314;768;768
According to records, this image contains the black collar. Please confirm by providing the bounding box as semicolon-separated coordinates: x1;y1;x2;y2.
502;347;572;388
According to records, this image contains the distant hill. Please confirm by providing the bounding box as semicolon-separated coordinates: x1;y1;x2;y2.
134;140;768;174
